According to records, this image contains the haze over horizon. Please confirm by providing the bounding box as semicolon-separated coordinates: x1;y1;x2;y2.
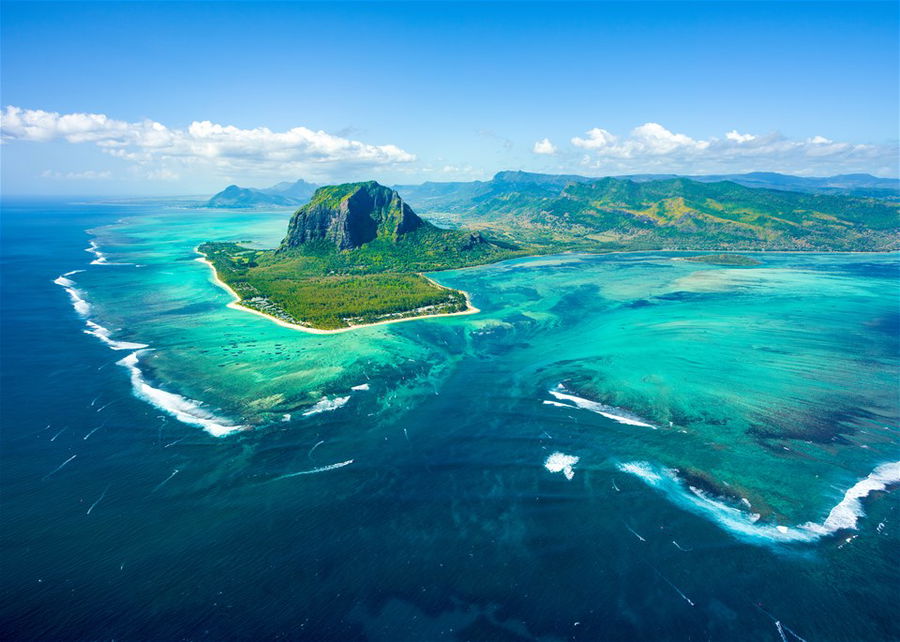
2;1;898;196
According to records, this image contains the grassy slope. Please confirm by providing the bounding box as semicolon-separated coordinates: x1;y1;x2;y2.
408;177;899;252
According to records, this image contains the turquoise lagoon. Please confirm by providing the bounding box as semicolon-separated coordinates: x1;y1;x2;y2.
2;200;898;640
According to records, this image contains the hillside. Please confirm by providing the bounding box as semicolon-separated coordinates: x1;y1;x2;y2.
400;174;899;251
395;170;900;212
199;182;520;330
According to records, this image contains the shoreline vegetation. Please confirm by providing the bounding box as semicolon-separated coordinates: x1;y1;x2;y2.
195;251;481;334
195;176;899;333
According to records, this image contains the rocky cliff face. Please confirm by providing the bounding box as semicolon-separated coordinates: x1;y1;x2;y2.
280;181;426;251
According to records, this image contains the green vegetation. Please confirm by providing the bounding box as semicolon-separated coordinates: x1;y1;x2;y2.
201;176;899;330
200;182;521;330
680;254;762;266
400;175;899;252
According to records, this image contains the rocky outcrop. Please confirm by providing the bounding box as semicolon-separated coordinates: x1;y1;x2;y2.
280;181;427;251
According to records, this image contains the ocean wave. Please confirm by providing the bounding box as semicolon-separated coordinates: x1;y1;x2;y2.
84;320;149;351
548;386;656;429
116;350;247;437
53;274;91;316
617;460;900;545
86;240;131;266
302;395;350;417
545;452;579;480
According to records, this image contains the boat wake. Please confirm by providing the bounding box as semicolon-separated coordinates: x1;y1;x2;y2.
617;460;900;545
547;385;656;428
117;351;247;437
272;460;354;480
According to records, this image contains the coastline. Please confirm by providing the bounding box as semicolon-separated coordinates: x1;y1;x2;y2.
194;250;481;335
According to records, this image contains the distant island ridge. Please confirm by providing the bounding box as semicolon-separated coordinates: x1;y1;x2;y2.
199;174;899;331
204;170;900;208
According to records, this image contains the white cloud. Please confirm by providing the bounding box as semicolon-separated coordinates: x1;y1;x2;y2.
567;122;898;175
532;138;557;155
41;169;111;180
726;130;756;143
2;106;416;179
571;127;617;150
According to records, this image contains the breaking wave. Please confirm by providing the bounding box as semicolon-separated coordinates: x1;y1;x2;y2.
545;452;580;480
303;395;350;417
548;386;656;428
84;320;149;351
53;274;91;317
617;460;900;545
116;351;247;437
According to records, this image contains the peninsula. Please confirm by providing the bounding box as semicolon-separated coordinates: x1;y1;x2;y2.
198;181;520;331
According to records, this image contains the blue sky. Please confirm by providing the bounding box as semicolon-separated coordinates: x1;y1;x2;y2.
2;1;898;195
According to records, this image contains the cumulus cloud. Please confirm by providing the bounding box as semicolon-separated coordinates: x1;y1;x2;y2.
570;127;617;150
532;138;557;155
1;106;416;179
567;122;898;175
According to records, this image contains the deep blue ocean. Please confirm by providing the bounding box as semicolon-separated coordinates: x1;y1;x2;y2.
1;199;898;641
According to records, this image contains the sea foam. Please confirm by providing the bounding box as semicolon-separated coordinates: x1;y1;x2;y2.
545;452;580;480
53;274;91;317
617;460;900;545
302;395;350;417
116;351;247;437
548;386;656;428
84;320;149;351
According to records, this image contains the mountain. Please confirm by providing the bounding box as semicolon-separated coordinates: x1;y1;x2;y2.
205;179;319;208
199;182;516;330
468;176;899;251
395;171;899;214
280;181;425;251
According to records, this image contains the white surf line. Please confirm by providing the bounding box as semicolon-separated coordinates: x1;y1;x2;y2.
547;386;657;429
617;460;900;545
152;468;180;493
86;485;109;515
302;396;350;417
53;274;91;317
117;350;247;437
271;460;354;481
43;454;77;481
307;440;325;459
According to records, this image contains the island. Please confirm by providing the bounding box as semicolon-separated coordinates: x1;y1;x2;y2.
198;181;521;331
680;253;762;266
199;175;899;331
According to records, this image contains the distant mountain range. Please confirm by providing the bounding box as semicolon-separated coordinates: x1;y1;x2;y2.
205;171;899;209
205;179;318;208
395;170;900;212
